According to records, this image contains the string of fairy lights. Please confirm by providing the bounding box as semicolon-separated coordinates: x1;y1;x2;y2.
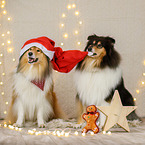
0;0;144;137
0;0;16;118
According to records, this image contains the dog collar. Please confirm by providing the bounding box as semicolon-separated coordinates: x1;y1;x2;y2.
31;80;45;91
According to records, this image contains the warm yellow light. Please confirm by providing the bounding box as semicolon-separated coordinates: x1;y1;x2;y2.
8;17;11;20
7;40;11;44
0;62;2;65
60;23;64;27
63;33;68;38
2;43;5;46
62;13;66;18
4;124;7;127
0;82;3;85
141;81;145;85
5;102;8;105
1;5;4;8
136;90;140;94
79;21;83;25
7;31;10;34
72;4;76;8
90;132;94;135
1;92;4;95
108;131;112;135
7;48;13;53
82;132;86;136
75;11;79;15
2;1;5;4
67;5;71;9
2;73;5;76
1;34;5;37
144;60;145;65
102;131;106;134
4;111;7;114
12;58;16;62
0;54;3;57
60;42;64;46
143;73;145;76
134;98;137;101
3;10;6;14
64;132;69;137
77;42;81;45
75;30;78;34
74;131;78;136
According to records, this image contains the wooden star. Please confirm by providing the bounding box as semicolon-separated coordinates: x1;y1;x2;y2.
97;90;137;132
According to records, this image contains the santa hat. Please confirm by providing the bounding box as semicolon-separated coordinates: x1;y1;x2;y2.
20;36;88;73
20;36;55;60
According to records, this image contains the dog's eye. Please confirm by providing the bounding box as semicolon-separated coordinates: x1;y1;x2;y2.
97;44;103;49
37;49;41;53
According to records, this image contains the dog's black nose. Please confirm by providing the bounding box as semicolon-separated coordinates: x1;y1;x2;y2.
28;52;33;56
88;46;92;51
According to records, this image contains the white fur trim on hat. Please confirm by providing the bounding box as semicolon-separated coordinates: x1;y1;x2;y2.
20;42;55;60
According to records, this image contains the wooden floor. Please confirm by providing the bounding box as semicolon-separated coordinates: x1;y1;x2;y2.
0;119;145;145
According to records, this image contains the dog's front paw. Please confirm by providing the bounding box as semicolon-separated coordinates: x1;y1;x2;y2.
13;123;23;128
38;124;46;128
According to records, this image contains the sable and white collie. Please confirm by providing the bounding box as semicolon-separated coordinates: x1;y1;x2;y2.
74;34;140;126
6;46;65;128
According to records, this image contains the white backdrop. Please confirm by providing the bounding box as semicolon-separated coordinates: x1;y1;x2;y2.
0;0;145;119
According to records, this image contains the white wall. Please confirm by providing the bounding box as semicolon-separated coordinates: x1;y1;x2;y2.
0;0;145;119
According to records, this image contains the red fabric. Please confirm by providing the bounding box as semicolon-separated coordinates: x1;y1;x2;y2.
51;47;88;73
31;80;45;91
21;36;55;51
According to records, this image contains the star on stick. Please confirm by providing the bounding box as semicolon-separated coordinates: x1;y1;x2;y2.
97;90;137;132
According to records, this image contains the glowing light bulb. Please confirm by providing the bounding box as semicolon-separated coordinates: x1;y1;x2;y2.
136;90;140;94
2;73;5;76
1;92;4;95
102;131;106;134
134;98;137;101
141;81;145;85
7;40;11;44
12;58;16;62
75;30;78;34
65;132;69;137
67;5;71;9
79;21;83;25
62;13;66;18
63;33;68;38
75;11;79;15
2;43;5;46
72;4;76;8
4;124;7;127
74;131;78;136
0;82;4;85
90;132;94;135
2;1;5;4
82;132;86;136
77;42;81;45
60;23;64;27
8;17;11;21
7;48;13;53
5;102;8;105
0;54;3;57
4;111;7;114
35;132;39;136
7;31;10;34
1;5;4;8
60;42;64;46
1;34;5;37
143;73;145;76
0;62;2;65
3;10;6;14
108;131;111;135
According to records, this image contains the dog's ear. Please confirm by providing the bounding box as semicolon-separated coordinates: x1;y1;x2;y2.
87;34;98;40
106;37;115;45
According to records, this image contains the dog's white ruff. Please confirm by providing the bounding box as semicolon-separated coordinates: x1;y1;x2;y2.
74;67;122;106
12;73;53;126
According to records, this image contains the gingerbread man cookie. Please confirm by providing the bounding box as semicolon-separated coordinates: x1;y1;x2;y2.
82;105;99;134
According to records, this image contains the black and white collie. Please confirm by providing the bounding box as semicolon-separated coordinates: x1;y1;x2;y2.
74;34;139;126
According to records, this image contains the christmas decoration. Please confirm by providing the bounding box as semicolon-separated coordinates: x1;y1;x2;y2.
97;90;137;132
82;105;99;134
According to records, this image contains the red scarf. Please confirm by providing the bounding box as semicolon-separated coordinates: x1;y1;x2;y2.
31;80;45;91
